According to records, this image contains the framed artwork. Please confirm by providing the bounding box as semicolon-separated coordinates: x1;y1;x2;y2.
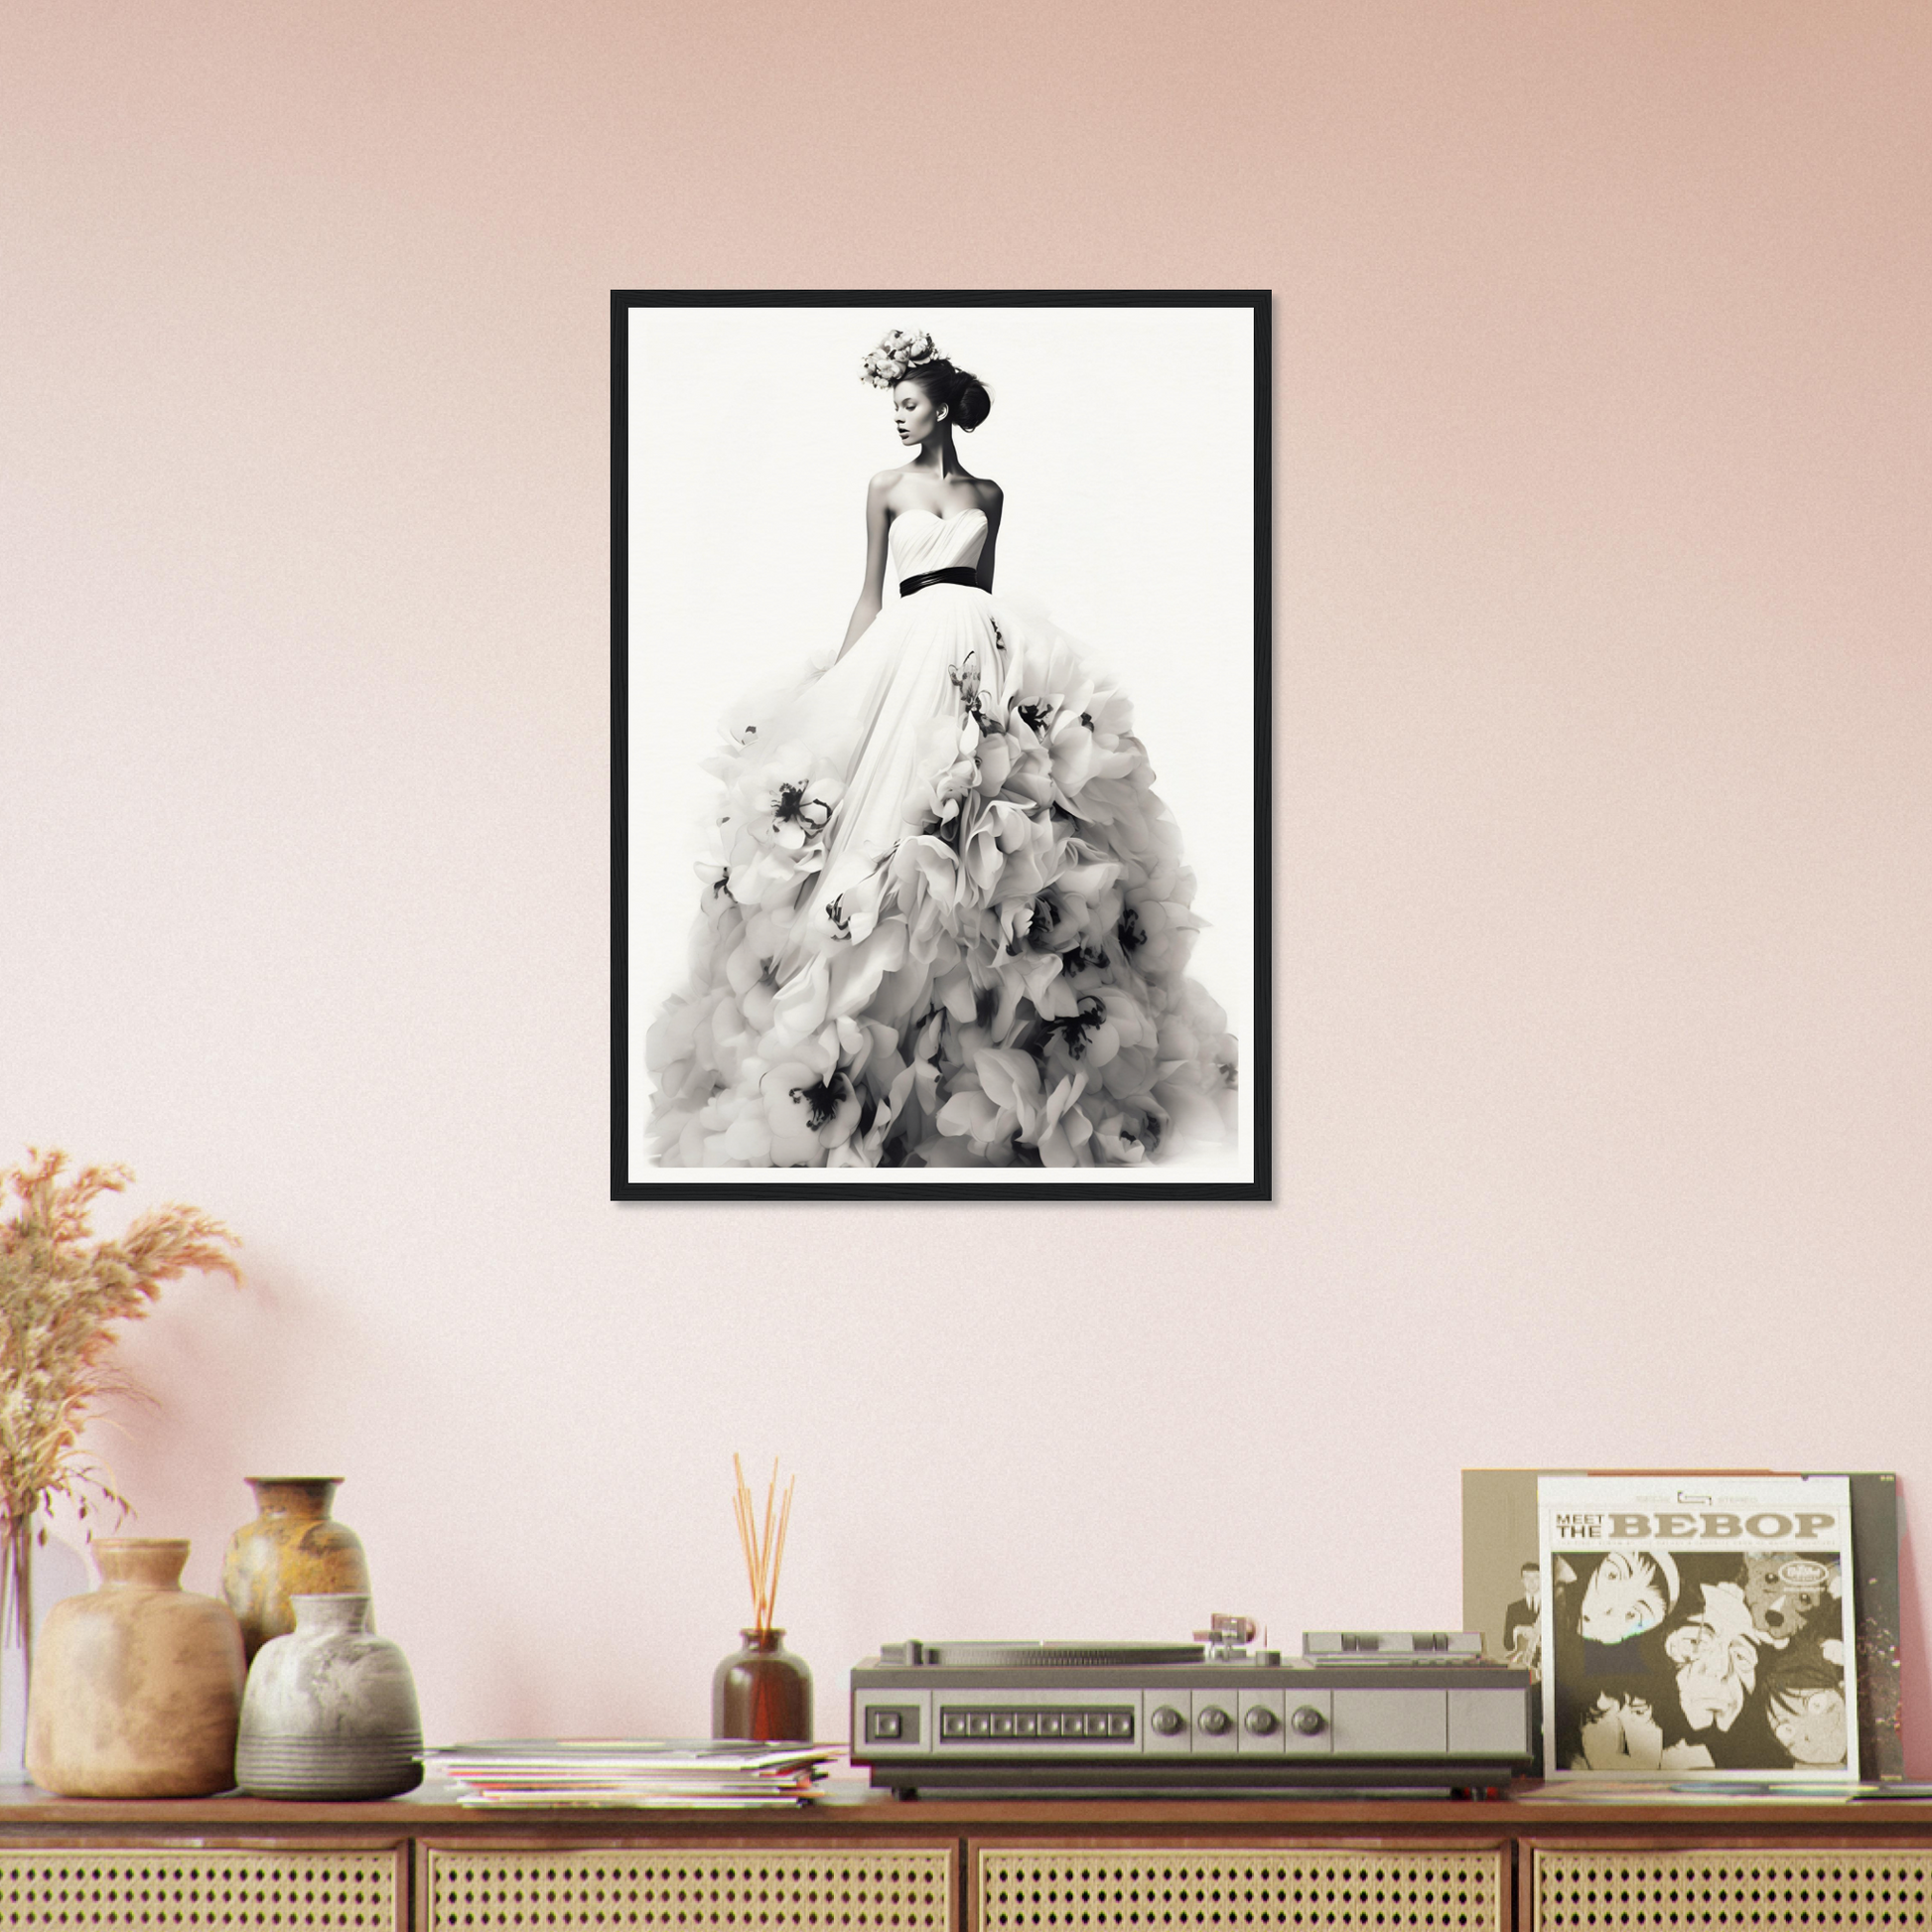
612;290;1271;1199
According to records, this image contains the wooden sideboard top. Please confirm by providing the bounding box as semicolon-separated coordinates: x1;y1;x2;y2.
1;1775;1930;1836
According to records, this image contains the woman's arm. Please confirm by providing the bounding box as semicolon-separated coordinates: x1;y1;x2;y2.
837;474;896;658
974;483;1005;593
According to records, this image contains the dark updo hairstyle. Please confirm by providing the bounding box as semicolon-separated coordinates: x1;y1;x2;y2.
904;357;993;433
860;330;993;431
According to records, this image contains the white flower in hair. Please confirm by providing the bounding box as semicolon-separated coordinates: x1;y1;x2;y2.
861;329;941;388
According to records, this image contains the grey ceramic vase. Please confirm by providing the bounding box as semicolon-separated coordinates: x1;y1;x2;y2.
235;1592;422;1799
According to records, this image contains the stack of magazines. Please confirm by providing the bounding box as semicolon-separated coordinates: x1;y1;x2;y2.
422;1739;842;1807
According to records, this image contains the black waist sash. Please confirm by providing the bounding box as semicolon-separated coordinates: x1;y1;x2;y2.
898;566;981;597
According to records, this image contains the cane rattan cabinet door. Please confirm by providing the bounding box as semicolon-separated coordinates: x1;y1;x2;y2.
1531;1845;1932;1930
425;1841;956;1930
0;1846;403;1930
974;1844;1504;1931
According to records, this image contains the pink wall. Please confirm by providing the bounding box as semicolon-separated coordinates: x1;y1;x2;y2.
4;1;1929;1758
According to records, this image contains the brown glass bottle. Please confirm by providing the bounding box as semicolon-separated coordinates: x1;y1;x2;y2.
712;1628;813;1741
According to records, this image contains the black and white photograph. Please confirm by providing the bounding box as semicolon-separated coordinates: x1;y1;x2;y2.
612;293;1270;1198
1538;1475;1861;1782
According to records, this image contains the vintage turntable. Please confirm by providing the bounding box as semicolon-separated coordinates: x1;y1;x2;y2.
849;1616;1533;1795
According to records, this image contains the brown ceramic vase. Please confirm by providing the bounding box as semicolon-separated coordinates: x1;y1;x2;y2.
221;1477;371;1660
712;1628;813;1742
25;1538;245;1798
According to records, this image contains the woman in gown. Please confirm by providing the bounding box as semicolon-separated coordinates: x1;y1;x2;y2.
645;329;1237;1170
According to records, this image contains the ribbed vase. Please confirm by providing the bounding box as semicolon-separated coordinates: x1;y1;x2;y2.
236;1592;422;1800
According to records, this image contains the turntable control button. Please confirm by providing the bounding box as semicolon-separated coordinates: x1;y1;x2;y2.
1040;1714;1062;1736
1243;1706;1278;1735
942;1712;967;1737
1016;1713;1037;1737
1108;1713;1134;1737
967;1714;992;1736
1291;1705;1326;1735
1197;1705;1233;1735
992;1713;1016;1736
1151;1705;1184;1736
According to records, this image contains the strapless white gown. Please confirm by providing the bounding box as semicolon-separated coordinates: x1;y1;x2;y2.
645;507;1237;1169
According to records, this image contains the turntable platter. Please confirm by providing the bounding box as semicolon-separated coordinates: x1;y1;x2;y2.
913;1641;1207;1668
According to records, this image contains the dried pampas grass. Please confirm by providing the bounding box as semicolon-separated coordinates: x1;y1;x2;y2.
0;1149;240;1650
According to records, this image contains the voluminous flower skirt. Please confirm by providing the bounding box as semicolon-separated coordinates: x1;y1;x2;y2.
645;584;1237;1169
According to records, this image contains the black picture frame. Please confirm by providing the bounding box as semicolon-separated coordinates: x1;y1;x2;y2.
613;290;1271;1200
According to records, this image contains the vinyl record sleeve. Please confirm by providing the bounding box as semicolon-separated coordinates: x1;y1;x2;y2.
1461;1468;1900;1781
1537;1473;1859;1783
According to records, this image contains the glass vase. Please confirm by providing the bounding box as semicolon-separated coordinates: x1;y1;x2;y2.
0;1518;88;1780
0;1548;24;1783
712;1628;812;1742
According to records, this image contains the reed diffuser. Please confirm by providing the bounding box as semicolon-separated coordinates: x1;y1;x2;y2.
711;1455;812;1742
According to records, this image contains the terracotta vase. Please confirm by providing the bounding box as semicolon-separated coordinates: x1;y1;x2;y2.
221;1477;371;1660
712;1628;813;1742
26;1538;245;1798
236;1593;423;1799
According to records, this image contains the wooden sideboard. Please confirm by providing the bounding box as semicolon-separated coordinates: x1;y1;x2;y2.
4;1780;1932;1929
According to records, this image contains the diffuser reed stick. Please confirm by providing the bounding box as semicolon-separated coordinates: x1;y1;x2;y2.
732;1453;794;1638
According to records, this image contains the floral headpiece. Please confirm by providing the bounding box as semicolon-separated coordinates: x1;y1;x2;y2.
860;329;942;389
